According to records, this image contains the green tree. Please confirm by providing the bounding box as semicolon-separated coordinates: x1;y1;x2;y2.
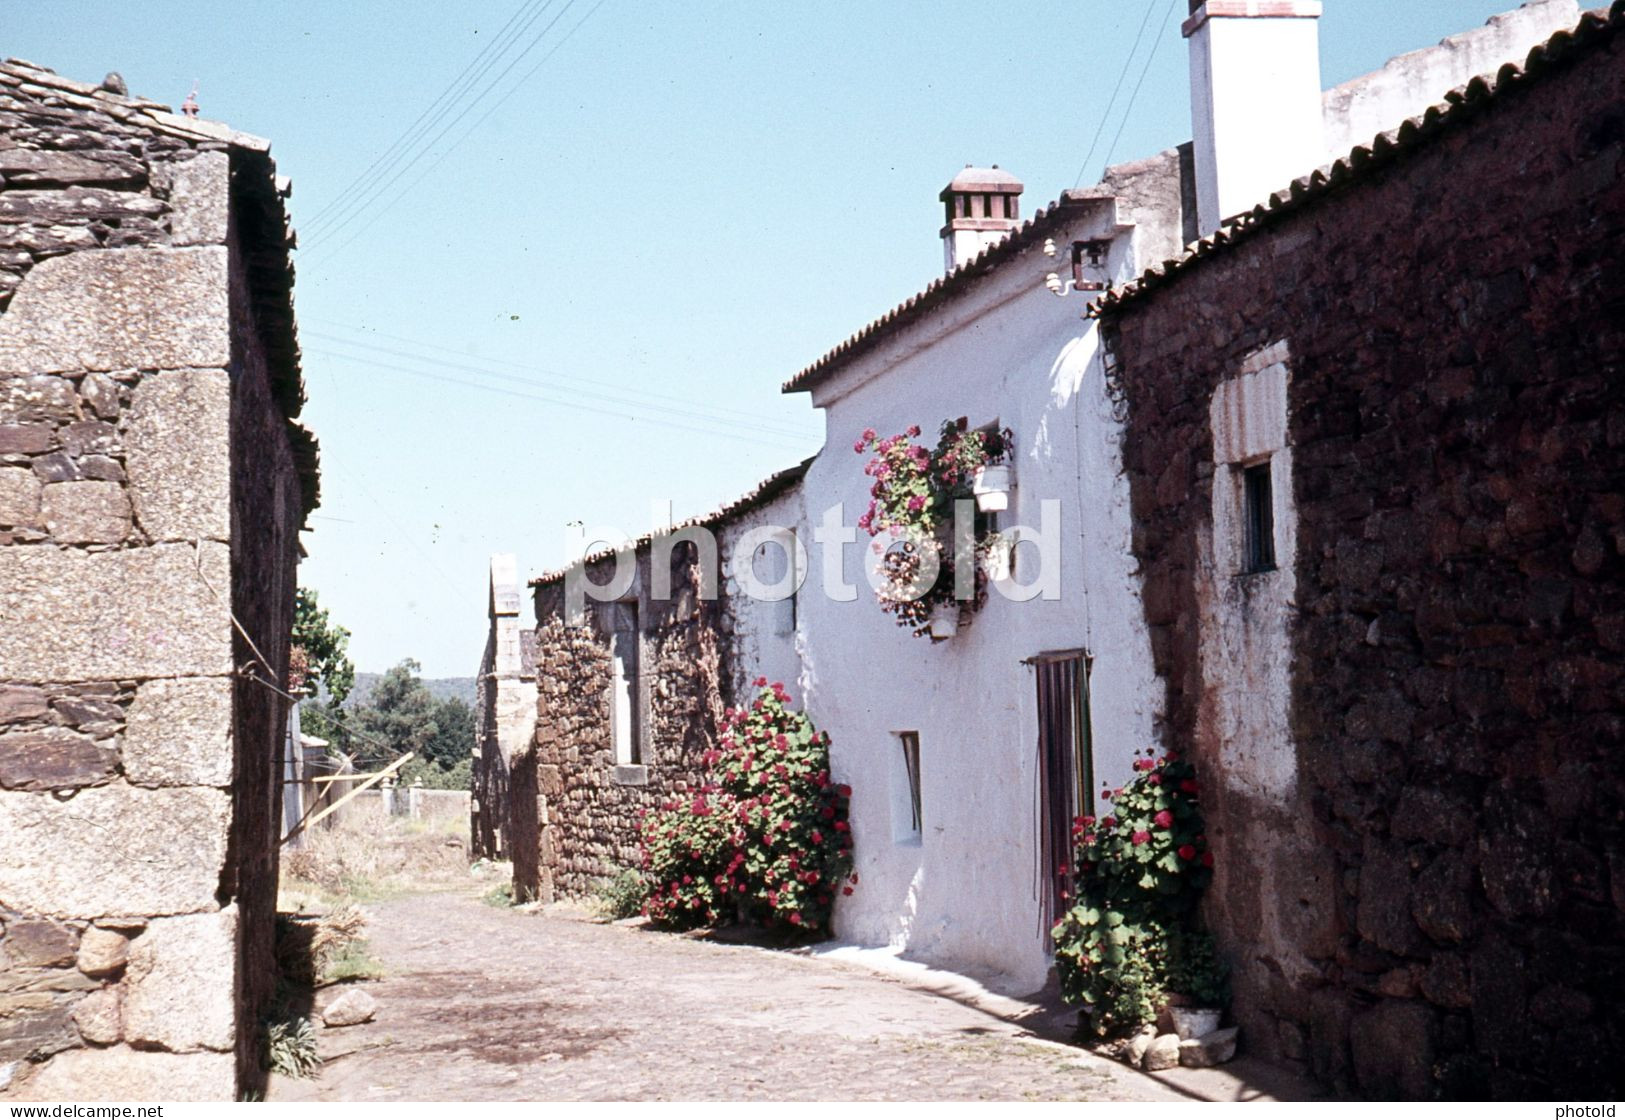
291;588;354;703
423;696;474;770
349;659;439;768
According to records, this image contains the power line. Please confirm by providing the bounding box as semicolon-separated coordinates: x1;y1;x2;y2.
1072;2;1160;189
1098;0;1182;179
301;0;551;232
301;0;585;257
307;347;808;451
302;0;606;266
305;329;813;440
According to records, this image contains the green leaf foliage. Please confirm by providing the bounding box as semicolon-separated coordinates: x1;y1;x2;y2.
1052;748;1229;1036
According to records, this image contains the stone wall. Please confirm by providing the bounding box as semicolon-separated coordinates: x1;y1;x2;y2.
0;61;311;1101
472;554;537;860
1103;10;1624;1098
521;541;728;902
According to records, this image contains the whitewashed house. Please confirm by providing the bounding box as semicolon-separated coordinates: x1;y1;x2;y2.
781;0;1579;992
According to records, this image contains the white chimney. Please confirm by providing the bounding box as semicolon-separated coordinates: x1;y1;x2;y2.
1186;1;1325;237
939;165;1023;274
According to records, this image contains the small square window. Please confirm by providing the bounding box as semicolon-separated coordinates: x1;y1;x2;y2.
1243;461;1276;574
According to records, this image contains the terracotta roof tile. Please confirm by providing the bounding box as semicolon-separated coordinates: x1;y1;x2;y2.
528;457;813;587
781;193;1112;396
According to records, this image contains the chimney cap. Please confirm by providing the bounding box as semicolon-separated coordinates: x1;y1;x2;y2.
940;165;1024;200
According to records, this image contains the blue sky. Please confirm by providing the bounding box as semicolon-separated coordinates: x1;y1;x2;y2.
6;0;1538;675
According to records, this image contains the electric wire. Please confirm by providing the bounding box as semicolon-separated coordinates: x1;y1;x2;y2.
305;330;813;441
301;0;552;232
303;0;605;266
1097;0;1183;178
307;316;793;430
1072;1;1160;189
306;346;807;451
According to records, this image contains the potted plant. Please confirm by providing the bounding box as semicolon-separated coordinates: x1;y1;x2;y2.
854;421;1004;640
979;531;1013;582
971;427;1016;512
1162;929;1229;1038
932;420;1016;513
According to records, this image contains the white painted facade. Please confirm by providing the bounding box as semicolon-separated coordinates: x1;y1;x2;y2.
768;0;1570;994
791;177;1185;993
1186;1;1327;235
490;0;1577;995
1320;0;1580;159
717;483;809;700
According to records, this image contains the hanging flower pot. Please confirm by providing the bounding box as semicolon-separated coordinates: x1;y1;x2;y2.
972;463;1013;512
928;601;960;641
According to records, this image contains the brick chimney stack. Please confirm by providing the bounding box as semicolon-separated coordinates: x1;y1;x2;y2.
1185;1;1325;236
939;165;1023;275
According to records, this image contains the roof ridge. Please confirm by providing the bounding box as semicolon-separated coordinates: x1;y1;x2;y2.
528;457;815;587
0;58;271;152
779;192;1114;395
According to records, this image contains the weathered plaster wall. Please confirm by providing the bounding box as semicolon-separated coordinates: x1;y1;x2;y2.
0;62;308;1102
716;485;808;700
1321;0;1580;159
1105;18;1625;1097
512;481;809;904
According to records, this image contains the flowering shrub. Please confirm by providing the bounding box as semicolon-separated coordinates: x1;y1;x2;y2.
1052;748;1227;1035
640;792;738;929
853;419;1008;637
640;680;854;934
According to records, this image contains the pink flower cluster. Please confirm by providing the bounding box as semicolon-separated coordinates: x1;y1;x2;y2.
640;681;855;933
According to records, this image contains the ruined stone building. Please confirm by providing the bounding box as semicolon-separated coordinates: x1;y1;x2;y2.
490;462;808;902
0;61;315;1101
472;553;538;861
478;0;1620;1098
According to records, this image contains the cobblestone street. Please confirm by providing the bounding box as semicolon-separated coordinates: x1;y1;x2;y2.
268;890;1181;1102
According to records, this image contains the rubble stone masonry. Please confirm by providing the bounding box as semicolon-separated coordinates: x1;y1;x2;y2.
0;60;312;1101
1104;14;1624;1098
519;546;728;903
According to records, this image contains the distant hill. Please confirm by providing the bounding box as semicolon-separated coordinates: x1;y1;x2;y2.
344;673;477;710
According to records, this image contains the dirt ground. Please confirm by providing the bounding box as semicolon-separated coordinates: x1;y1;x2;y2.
267;889;1185;1102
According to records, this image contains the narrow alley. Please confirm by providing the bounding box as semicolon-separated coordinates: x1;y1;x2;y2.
268;891;1181;1103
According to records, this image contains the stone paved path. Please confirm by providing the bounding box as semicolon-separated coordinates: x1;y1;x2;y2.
268;889;1182;1102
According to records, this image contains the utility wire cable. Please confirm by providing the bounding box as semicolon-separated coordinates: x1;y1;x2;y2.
1098;0;1182;178
303;0;605;266
302;0;550;232
306;331;813;441
308;317;794;430
302;0;583;256
310;348;804;451
1072;1;1160;189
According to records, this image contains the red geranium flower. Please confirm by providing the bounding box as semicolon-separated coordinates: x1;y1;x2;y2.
1132;830;1151;845
1153;810;1173;829
1178;844;1198;860
1201;851;1215;868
